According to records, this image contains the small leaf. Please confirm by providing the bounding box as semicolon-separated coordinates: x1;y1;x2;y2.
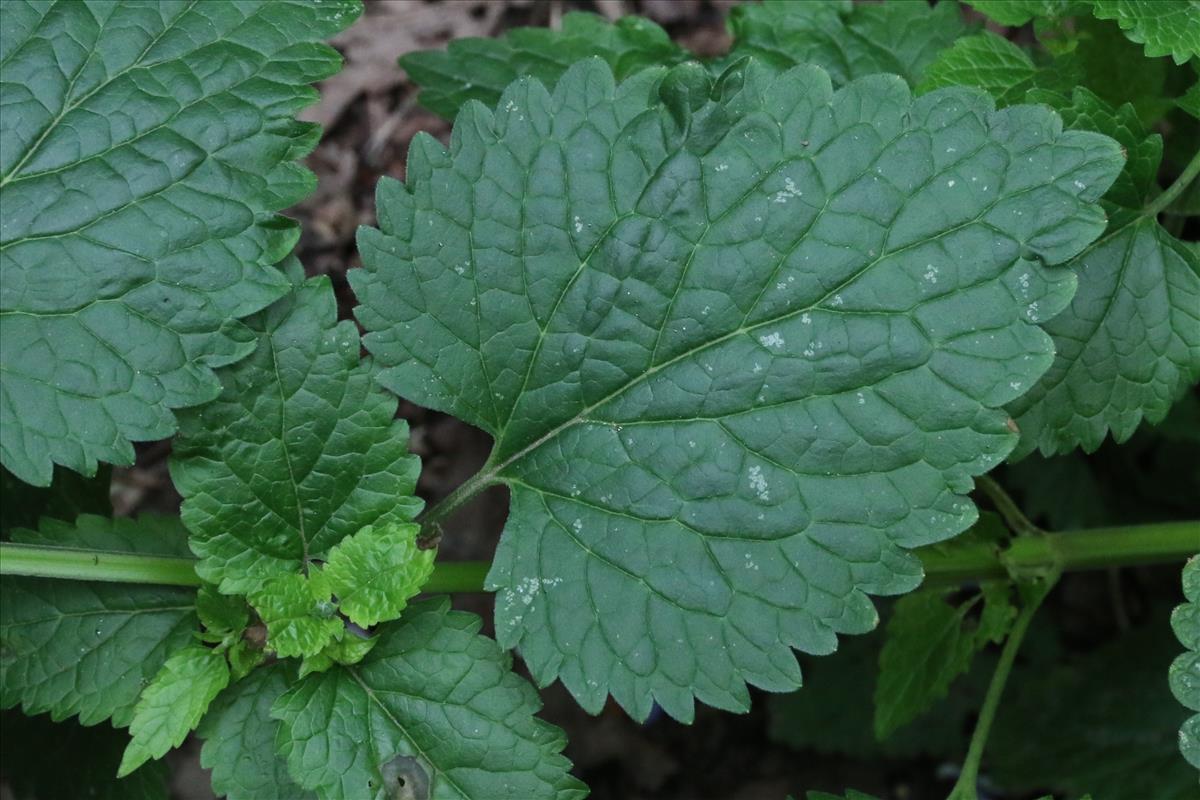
728;0;969;87
874;590;983;738
401;11;688;118
272;598;586;800
172;264;423;595
1088;0;1200;64
199;664;314;800
250;573;342;659
918;31;1078;105
1;516;197;727
299;633;379;680
118;645;230;777
323;522;435;628
196;585;250;638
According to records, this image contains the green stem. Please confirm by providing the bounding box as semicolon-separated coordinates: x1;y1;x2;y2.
3;521;1195;589
975;475;1042;536
947;577;1053;800
1144;146;1200;218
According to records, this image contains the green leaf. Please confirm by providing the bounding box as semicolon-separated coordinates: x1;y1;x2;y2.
806;791;882;800
874;586;1011;738
198;664;314;800
196;584;250;637
272;598;586;800
0;515;197;726
172;264;422;595
1171;556;1200;769
0;0;360;487
769;624;990;760
1066;17;1173;126
298;632;378;679
992;617;1196;799
322;522;434;628
1088;0;1200;64
354;59;1123;721
401;11;688;119
966;0;1089;26
1;711;168;800
728;0;969;87
1007;214;1200;457
1179;80;1200;119
918;31;1078;105
118;644;229;777
250;572;341;659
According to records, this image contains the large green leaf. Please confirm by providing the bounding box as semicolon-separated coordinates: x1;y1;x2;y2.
272;598;586;800
0;0;360;487
171;264;422;595
353;58;1122;720
0;515;197;726
401;10;688;119
1171;556;1200;769
1088;0;1200;63
1;710;168;800
727;0;969;87
198;664;314;800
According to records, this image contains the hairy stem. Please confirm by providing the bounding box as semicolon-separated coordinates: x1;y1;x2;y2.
947;576;1054;800
1144;146;1200;218
3;521;1195;588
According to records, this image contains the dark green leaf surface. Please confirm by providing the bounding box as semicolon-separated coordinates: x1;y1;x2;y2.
198;664;313;800
1007;212;1200;457
0;0;360;486
1171;556;1200;769
272;598;586;800
355;59;1122;720
1;711;168;800
1088;0;1200;64
966;0;1088;26
0;515;197;726
873;586;1010;737
401;11;687;119
118;644;229;776
727;0;969;88
171;265;422;595
991;618;1195;799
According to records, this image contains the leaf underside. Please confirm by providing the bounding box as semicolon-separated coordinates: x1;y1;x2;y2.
0;0;359;486
354;58;1123;721
0;515;198;727
272;598;586;800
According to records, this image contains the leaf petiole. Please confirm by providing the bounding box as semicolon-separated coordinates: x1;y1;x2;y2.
1144;146;1200;218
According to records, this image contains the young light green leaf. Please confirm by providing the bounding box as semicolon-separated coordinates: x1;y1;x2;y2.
0;0;360;487
118;645;230;777
966;0;1089;26
874;588;1005;738
401;11;687;119
250;572;341;659
0;516;197;726
198;664;314;800
298;632;378;680
727;0;969;87
1088;0;1200;64
172;264;422;595
322;522;434;628
1171;556;1200;768
1;711;169;800
354;58;1123;721
272;598;586;800
918;32;1078;105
